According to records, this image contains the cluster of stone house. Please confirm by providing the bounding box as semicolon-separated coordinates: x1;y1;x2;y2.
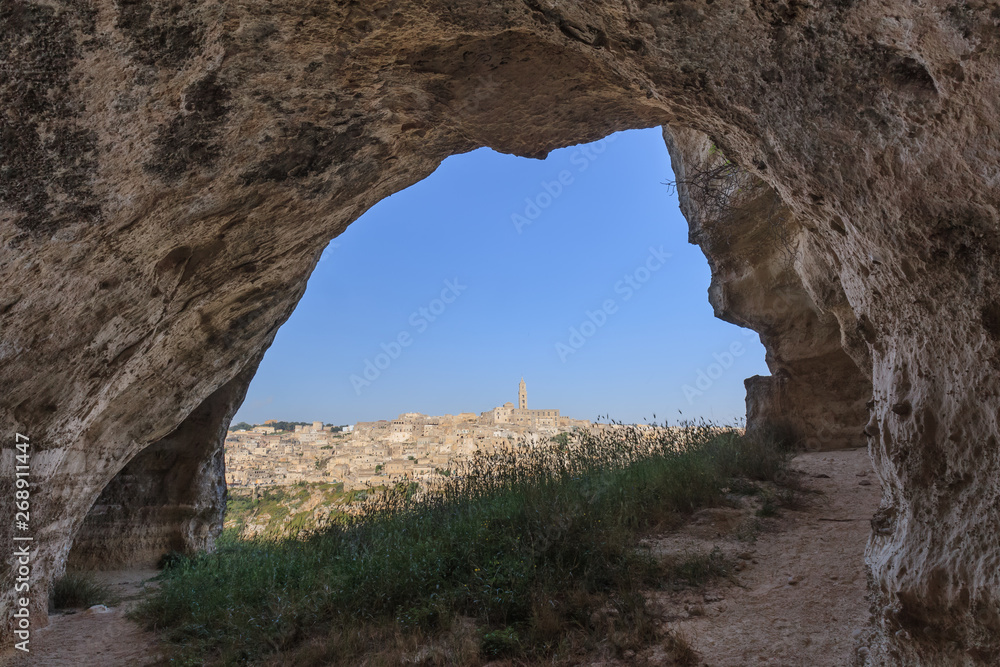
224;380;593;490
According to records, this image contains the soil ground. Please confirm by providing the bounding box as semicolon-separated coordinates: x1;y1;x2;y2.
641;446;880;666
0;569;165;667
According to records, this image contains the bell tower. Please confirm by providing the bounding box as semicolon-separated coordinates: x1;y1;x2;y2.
518;377;527;410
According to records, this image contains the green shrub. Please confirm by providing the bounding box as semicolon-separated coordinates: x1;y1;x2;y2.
665;547;733;587
728;477;761;496
157;550;193;571
52;572;114;609
481;627;521;659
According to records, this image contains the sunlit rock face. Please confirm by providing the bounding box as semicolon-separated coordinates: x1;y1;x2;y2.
2;0;998;662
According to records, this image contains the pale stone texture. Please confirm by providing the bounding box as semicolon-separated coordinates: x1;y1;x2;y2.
2;0;999;663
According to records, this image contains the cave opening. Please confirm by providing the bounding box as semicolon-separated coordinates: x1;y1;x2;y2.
233;127;767;431
9;2;996;660
65;127;770;571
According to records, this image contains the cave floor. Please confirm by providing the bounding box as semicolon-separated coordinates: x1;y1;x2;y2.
637;447;880;667
1;569;164;667
2;449;878;666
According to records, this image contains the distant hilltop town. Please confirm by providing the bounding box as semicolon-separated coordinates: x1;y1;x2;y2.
225;379;594;490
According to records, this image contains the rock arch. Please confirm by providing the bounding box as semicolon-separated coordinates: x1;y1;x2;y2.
2;1;998;663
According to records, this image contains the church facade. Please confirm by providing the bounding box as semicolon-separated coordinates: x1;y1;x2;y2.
480;378;560;428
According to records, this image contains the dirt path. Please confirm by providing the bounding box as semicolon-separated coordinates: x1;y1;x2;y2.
0;570;165;667
645;447;880;666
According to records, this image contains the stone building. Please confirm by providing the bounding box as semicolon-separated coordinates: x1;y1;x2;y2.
480;378;561;428
225;379;592;490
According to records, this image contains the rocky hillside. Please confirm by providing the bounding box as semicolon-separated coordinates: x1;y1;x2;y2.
223;483;361;540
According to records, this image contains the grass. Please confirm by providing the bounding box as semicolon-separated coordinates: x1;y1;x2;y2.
664;547;735;587
51;572;115;610
665;630;700;666
134;422;791;665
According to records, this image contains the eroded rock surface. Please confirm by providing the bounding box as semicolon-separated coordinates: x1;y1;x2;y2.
664;126;872;452
2;0;999;663
66;355;260;570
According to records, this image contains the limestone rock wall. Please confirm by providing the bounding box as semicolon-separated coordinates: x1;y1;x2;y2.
2;0;999;663
664;126;872;451
66;354;260;570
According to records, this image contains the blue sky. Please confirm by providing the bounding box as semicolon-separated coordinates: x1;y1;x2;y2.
233;127;768;426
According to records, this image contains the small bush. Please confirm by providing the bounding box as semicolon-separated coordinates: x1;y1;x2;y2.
157;550;192;571
777;486;806;510
665;547;734;587
480;626;520;659
51;572;113;610
664;148;796;266
665;630;700;666
729;477;761;496
397;601;448;632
